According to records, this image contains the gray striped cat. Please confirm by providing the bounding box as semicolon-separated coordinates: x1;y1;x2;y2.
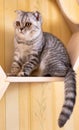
9;10;76;127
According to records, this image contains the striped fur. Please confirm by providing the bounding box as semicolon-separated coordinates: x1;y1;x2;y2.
58;68;76;127
10;10;76;127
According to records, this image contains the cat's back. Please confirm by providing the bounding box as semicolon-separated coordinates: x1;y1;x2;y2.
43;32;67;53
43;32;63;47
42;32;70;63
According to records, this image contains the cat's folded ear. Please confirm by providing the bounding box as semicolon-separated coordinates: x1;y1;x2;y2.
15;10;23;15
33;11;42;24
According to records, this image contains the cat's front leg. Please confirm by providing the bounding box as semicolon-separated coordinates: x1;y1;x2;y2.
18;53;39;76
8;59;22;76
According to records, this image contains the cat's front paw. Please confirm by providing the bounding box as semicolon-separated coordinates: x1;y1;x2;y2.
7;73;17;76
18;72;25;76
18;71;29;76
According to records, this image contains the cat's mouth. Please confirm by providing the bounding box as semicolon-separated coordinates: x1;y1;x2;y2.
20;31;24;34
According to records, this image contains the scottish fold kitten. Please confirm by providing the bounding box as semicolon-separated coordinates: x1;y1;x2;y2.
9;10;76;127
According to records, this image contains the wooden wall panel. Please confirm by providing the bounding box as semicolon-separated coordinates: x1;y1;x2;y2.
0;0;79;130
0;0;5;68
6;84;19;130
30;83;55;130
4;1;19;130
0;1;5;130
19;83;30;130
17;1;31;130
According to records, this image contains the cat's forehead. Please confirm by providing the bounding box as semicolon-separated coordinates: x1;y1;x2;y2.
16;12;35;22
15;10;42;25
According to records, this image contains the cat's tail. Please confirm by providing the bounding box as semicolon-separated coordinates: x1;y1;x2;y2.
58;67;76;127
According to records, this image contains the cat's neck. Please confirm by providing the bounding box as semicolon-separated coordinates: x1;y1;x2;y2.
15;30;43;46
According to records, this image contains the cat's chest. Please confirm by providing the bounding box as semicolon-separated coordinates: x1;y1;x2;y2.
16;43;33;58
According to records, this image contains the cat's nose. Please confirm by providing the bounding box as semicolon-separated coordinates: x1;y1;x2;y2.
20;27;24;31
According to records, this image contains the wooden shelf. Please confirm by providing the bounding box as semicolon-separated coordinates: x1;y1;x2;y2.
6;76;64;83
0;31;79;100
0;66;64;100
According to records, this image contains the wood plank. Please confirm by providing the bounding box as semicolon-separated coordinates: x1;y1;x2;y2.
0;1;6;130
0;0;5;68
17;1;31;130
6;84;19;130
30;83;55;130
0;97;5;130
47;0;72;45
19;83;30;130
4;1;19;130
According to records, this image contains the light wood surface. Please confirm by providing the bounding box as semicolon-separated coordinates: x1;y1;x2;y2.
0;0;79;130
57;0;79;23
6;84;19;130
57;0;79;32
6;77;64;82
0;1;6;130
67;32;79;70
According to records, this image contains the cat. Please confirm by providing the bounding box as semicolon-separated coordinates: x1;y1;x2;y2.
9;10;76;127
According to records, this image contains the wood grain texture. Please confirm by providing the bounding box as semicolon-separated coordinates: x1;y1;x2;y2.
19;83;30;130
0;0;5;68
57;0;79;23
0;0;79;130
17;1;31;130
57;0;79;32
6;84;19;130
30;83;54;130
0;1;5;130
4;1;19;130
67;32;79;70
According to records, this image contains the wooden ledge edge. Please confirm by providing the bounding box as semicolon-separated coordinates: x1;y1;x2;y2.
6;76;64;83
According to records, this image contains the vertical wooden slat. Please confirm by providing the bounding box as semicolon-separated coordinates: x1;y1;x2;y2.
30;83;55;130
54;82;65;130
17;1;31;130
0;0;6;130
6;84;19;130
47;0;72;45
5;0;19;130
0;0;5;68
19;83;30;130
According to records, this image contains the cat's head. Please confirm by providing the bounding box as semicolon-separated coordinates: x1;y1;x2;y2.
14;10;42;41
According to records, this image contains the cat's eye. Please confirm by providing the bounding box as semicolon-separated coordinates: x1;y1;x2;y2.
16;21;20;26
25;22;32;27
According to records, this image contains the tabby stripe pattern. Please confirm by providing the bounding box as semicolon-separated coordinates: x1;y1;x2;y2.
58;68;76;127
23;53;40;76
